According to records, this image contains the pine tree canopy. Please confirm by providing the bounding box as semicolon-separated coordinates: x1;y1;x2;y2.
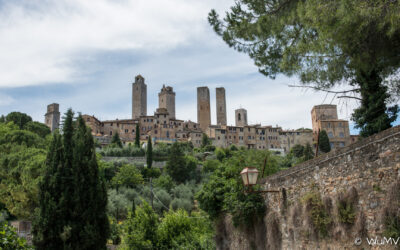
135;123;141;148
318;130;331;154
111;131;123;148
33;110;109;250
147;136;153;168
209;0;400;137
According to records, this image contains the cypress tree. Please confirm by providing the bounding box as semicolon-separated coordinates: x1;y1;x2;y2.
146;136;153;168
33;131;65;249
319;130;331;153
33;110;109;249
111;131;123;148
303;143;314;161
68;115;109;249
33;109;76;249
135;123;140;148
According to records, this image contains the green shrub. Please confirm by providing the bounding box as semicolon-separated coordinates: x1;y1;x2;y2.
215;148;226;161
337;188;358;225
154;175;175;192
383;180;400;238
0;222;32;250
301;191;331;238
196;150;279;227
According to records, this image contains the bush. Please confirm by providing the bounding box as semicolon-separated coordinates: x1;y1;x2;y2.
156;209;214;249
215;148;226;161
301;191;332;238
337;187;358;225
123;201;159;249
153;189;172;214
202;159;219;173
196;150;279;227
0;222;32;250
154;175;175;192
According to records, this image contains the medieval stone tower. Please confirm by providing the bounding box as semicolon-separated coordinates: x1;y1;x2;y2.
45;103;60;132
235;108;248;127
216;87;227;125
158;85;176;119
132;75;147;119
197;87;211;131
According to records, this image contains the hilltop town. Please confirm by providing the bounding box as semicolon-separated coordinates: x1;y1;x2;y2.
44;74;356;154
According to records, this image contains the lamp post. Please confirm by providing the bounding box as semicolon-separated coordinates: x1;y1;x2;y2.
240;166;280;193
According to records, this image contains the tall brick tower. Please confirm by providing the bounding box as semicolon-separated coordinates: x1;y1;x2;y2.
216;87;227;125
197;87;211;131
132;75;147;119
45;103;60;132
158;85;176;119
235;108;248;127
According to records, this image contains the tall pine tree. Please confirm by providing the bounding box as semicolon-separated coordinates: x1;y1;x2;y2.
111;131;123;148
318;130;331;154
33;110;109;249
135;123;140;148
146;136;153;168
69;115;109;249
33;109;76;249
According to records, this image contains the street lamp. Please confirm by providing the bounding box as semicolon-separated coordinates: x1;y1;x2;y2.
240;166;280;194
240;167;259;186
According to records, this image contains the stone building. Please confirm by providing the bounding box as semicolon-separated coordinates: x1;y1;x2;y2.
132;75;147;119
197;87;211;131
279;128;314;153
83;75;203;148
216;87;227;125
44;103;60;132
158;85;176;119
311;104;351;149
206;124;282;151
235;108;248;127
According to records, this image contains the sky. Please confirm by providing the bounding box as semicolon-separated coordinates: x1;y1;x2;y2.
0;0;396;133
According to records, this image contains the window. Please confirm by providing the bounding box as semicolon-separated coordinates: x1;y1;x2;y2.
218;136;220;140
110;131;112;135
238;113;241;121
125;129;128;133
166;131;170;138
339;142;345;147
328;132;333;138
330;142;334;148
240;128;243;132
339;132;344;138
87;118;90;121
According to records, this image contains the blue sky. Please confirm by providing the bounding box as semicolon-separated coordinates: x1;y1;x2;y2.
0;0;397;134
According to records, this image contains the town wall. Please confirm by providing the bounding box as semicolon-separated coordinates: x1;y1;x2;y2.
217;126;400;250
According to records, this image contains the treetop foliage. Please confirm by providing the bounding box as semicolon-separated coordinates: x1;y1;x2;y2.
209;0;400;136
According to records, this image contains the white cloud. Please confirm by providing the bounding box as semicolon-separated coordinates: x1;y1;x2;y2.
0;0;233;87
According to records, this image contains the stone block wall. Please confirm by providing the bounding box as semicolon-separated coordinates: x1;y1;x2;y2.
217;126;400;250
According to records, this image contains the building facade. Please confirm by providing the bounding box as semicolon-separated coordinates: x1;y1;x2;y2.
132;75;147;119
158;85;176;119
216;87;227;126
279;128;314;153
311;105;351;149
197;87;211;131
44;103;60;132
